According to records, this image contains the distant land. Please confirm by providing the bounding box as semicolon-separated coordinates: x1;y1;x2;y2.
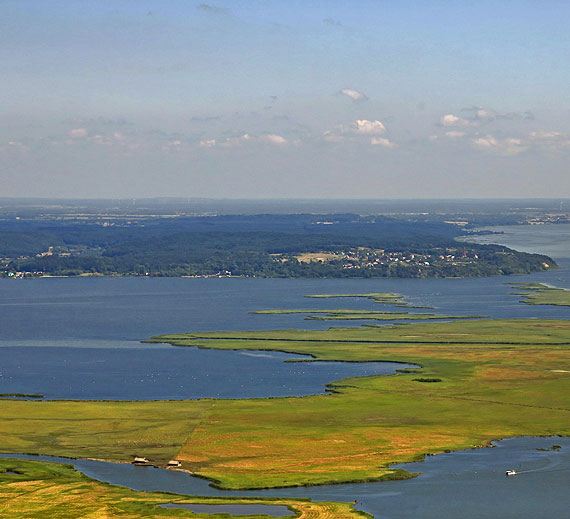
0;198;562;279
0;197;569;220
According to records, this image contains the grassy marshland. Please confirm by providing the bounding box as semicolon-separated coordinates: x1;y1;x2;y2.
509;282;570;307
305;292;434;309
0;458;366;519
0;399;209;464
252;309;485;321
1;318;569;490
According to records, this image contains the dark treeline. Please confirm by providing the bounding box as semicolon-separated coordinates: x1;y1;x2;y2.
0;214;555;278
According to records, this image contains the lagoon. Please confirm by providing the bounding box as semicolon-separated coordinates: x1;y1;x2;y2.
1;261;569;399
0;260;569;348
0;346;412;400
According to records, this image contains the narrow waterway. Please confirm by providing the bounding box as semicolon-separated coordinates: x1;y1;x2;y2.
3;436;570;519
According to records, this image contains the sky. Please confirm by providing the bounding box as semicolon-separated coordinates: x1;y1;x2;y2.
1;0;569;199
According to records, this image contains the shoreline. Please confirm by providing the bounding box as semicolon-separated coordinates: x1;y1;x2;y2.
1;433;567;492
3;318;569;489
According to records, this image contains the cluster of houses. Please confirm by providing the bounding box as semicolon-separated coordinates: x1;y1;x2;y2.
132;456;182;468
338;247;479;270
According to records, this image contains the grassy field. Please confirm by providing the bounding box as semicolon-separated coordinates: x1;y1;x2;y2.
0;458;366;519
0;399;210;464
252;309;485;321
1;318;569;491
510;282;570;307
150;319;570;488
305;293;434;309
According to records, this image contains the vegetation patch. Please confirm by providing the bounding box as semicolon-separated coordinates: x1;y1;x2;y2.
0;458;366;519
305;292;433;308
0;393;43;399
536;444;562;451
253;308;485;321
0;213;556;278
509;282;570;307
2;318;569;490
412;378;442;383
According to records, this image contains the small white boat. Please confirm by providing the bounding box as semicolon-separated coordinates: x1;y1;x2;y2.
505;469;517;476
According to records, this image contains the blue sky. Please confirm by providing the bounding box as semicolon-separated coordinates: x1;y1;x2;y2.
1;1;569;198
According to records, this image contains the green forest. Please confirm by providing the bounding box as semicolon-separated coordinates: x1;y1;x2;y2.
0;213;555;278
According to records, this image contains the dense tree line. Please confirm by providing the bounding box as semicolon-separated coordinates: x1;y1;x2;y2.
0;214;555;278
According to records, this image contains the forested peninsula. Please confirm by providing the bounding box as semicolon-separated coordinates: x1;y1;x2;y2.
0;213;555;278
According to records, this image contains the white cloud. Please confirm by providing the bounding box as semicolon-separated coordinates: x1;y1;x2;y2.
460;106;495;122
529;130;566;140
1;140;30;153
349;119;386;135
258;133;287;144
86;131;128;147
63;117;130;128
445;131;466;139
473;135;497;148
440;114;471;127
459;106;535;123
219;134;253;147
323;120;389;143
475;108;495;121
498;110;535;121
211;133;288;148
470;130;570;155
370;137;397;148
472;135;527;156
528;131;570;152
503;138;526;154
69;128;88;138
322;131;344;143
339;88;368;102
161;140;184;152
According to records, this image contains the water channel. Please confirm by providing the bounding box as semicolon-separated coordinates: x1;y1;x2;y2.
3;435;570;519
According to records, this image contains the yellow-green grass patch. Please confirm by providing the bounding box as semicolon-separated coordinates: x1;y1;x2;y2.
2;319;569;489
0;458;365;519
509;282;570;307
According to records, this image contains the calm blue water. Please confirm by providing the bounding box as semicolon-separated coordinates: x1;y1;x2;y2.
0;346;410;400
0;260;569;345
3;436;569;519
0;260;569;399
462;223;570;260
